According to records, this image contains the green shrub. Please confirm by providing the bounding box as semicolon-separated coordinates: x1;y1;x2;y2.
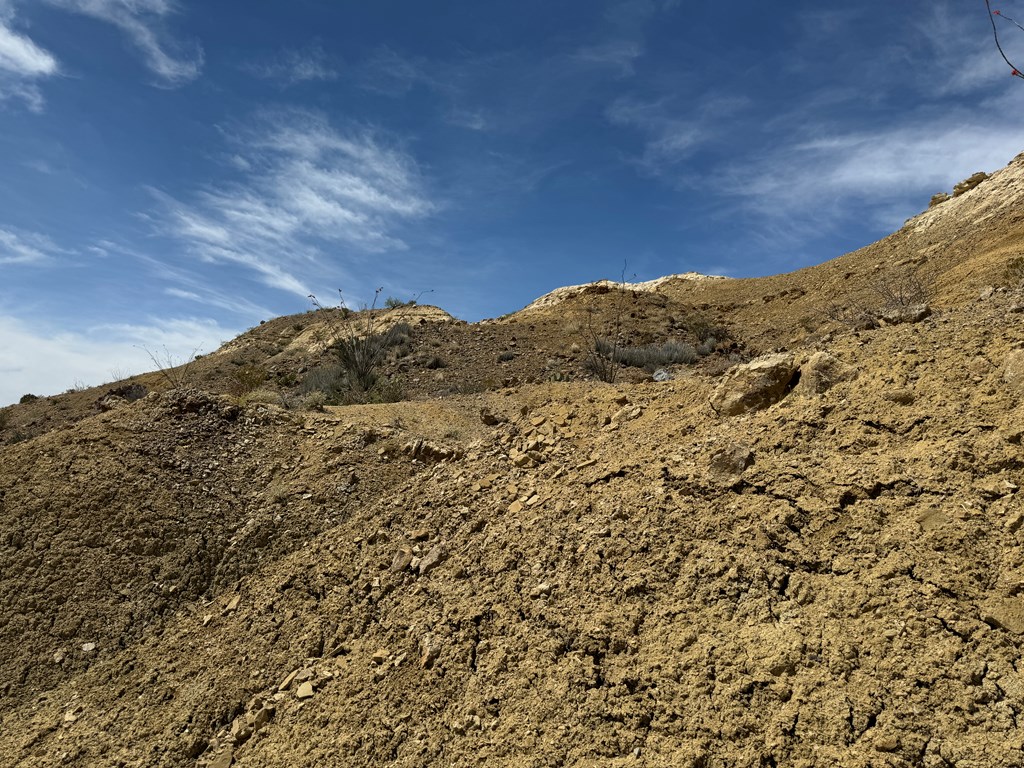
593;339;699;372
19;394;38;404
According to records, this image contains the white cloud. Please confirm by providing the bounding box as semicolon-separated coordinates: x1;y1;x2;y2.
607;96;746;170
247;43;338;85
0;4;58;110
153;110;435;299
0;227;61;265
716;104;1024;231
41;0;202;85
0;314;235;405
0;21;57;76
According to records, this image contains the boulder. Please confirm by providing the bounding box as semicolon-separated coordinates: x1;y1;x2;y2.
877;304;931;326
709;353;799;416
952;171;988;197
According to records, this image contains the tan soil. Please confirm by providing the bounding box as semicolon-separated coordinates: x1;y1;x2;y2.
2;155;1024;767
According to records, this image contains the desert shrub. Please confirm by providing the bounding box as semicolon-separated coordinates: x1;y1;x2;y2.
424;355;446;369
384;296;414;309
0;409;9;430
682;315;729;343
228;364;267;397
300;364;346;398
19;394;38;404
308;289;422;403
303;391;328;411
140;346;201;389
1004;256;1024;286
330;314;412;392
871;269;931;308
7;429;28;444
364;377;405;404
593;338;701;373
696;338;718;357
586;339;621;383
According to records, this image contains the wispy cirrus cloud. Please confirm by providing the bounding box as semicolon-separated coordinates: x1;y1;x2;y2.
0;226;62;265
717;109;1024;234
246;42;339;86
41;0;202;85
571;40;644;78
0;3;58;110
607;95;747;171
153;110;435;299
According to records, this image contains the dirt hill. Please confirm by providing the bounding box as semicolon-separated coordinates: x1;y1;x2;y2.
2;154;1024;767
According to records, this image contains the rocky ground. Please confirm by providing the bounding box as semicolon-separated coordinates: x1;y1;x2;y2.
2;156;1024;767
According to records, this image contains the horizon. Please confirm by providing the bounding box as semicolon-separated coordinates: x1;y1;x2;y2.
2;0;1023;405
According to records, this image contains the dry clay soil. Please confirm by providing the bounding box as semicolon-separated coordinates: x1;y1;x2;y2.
3;155;1024;767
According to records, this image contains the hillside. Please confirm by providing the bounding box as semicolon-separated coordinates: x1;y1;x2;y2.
2;154;1024;767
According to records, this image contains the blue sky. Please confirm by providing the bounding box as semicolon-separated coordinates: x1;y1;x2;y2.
1;0;1022;403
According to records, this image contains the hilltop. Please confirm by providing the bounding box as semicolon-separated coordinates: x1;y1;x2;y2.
1;153;1024;767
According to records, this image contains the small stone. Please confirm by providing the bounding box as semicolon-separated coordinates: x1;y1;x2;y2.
202;613;214;627
981;598;1024;634
479;408;502;426
81;642;96;653
1007;511;1024;534
278;669;299;692
391;548;414;572
208;749;234;768
250;706;274;732
652;369;672;382
371;649;389;666
612;405;643;423
1004;350;1024;393
873;735;901;753
418;545;447;576
409;528;430;542
295;682;315;699
63;711;78;724
884;389;915;405
420;635;442;669
509;500;524;515
224;594;241;613
53;649;66;664
529;582;553;598
230;716;253;744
